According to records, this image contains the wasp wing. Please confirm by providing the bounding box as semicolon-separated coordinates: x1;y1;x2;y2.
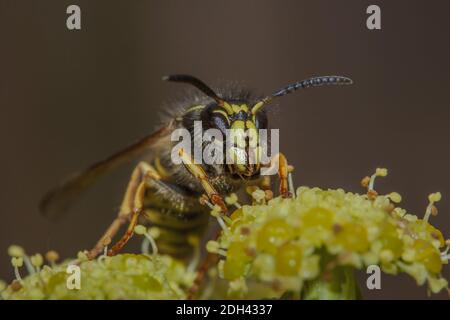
40;122;175;220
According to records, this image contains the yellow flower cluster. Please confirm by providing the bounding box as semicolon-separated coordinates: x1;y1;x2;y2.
1;168;448;300
210;180;448;298
1;251;195;300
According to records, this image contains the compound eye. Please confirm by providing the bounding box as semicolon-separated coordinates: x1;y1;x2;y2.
254;110;268;129
211;113;229;133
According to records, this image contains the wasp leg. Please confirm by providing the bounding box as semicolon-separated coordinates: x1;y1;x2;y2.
177;148;228;298
178;148;228;214
187;243;219;299
87;162;161;259
106;182;147;256
263;153;291;198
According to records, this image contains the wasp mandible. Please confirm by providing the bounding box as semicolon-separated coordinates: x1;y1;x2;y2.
40;74;353;260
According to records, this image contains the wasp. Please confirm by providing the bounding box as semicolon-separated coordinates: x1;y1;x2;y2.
40;74;352;262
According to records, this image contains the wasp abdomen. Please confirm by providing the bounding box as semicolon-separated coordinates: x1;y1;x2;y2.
141;177;209;257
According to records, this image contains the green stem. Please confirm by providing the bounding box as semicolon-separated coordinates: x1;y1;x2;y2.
301;267;362;300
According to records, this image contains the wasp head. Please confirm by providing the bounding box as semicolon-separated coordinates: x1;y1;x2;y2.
164;74;353;178
201;101;268;178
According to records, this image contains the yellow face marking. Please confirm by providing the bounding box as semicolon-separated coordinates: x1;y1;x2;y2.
231;104;249;114
230;120;246;148
231;120;245;130
229;147;246;165
227;118;262;175
245;120;256;130
246;121;258;148
222;101;234;115
251;101;264;114
186;104;205;113
213;109;230;125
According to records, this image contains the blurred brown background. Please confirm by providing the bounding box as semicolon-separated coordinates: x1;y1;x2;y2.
0;0;449;299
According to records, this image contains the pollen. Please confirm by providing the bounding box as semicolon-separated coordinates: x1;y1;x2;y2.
225;193;241;208
134;225;147;235
135;225;159;255
210;205;222;218
11;257;23;268
206;241;226;257
251;189;266;203
7;245;25;258
45;251;59;265
77;251;89;262
30;254;44;270
361;176;371;188
388;192;402;203
264;190;274;201
428;192;442;203
365;167;388;196
424;192;442;222
206;240;220;253
376;168;388;177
